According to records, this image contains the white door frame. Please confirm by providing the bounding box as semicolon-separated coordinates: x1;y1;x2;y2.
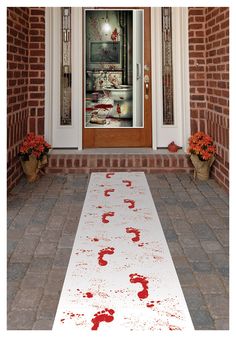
45;7;190;150
45;7;83;149
151;7;190;151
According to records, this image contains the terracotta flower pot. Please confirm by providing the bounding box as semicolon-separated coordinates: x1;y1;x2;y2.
20;155;39;182
190;154;215;181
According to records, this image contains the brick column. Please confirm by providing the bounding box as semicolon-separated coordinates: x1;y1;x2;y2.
7;8;29;191
188;7;207;134
205;7;229;189
28;8;45;135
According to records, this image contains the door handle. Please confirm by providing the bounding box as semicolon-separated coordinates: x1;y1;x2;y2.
136;63;141;80
144;74;150;100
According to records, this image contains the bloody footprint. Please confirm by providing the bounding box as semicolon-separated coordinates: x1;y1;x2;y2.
124;199;135;209
126;227;140;242
129;273;149;300
104;189;115;197
91;308;115;330
98;247;115;266
102;212;115;224
122;180;132;187
106;173;115;178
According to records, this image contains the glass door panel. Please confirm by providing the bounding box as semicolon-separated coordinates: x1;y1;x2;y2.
84;9;144;128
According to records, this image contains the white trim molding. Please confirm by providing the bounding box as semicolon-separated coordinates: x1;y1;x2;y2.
151;7;190;151
45;7;83;149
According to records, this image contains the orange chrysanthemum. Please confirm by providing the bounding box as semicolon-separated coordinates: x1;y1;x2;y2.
188;132;216;161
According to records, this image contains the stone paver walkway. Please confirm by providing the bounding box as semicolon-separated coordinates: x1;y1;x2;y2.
7;173;229;330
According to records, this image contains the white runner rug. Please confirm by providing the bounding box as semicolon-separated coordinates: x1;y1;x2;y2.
53;172;194;334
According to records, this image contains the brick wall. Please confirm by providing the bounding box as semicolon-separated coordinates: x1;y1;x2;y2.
7;8;29;191
205;7;229;189
188;8;207;134
7;7;45;192
28;8;45;135
188;7;229;190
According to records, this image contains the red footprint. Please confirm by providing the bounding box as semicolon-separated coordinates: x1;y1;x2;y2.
124;199;135;209
102;212;115;224
98;247;115;266
129;273;149;300
126;227;140;242
91;308;115;330
122;180;132;187
104;189;115;197
106;173;115;178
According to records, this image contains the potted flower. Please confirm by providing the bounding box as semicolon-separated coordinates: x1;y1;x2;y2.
188;131;216;181
19;133;51;182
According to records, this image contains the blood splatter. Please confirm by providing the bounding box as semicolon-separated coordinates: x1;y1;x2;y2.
102;211;115;223
129;273;149;300
94;103;113;110
76;289;94;298
91;238;99;242
98;247;115;266
62;311;84;321
124;199;135;209
91;308;115;330
146;300;161;308
122;179;132;187
106;172;115;178
104;188;115;197
126;227;141;242
168;325;182;331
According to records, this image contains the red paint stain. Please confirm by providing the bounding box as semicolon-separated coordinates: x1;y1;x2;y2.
98;247;115;266
146;303;154;308
129;273;149;300
104;188;115;197
84;292;93;298
94;103;113;110
124;199;135;209
146;300;161;308
122;179;132;187
91;308;115;330
62;311;84;320
77;289;94;298
106;172;115;178
126;227;140;242
102;211;115;223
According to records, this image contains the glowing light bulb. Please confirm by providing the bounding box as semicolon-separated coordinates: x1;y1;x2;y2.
102;21;111;34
